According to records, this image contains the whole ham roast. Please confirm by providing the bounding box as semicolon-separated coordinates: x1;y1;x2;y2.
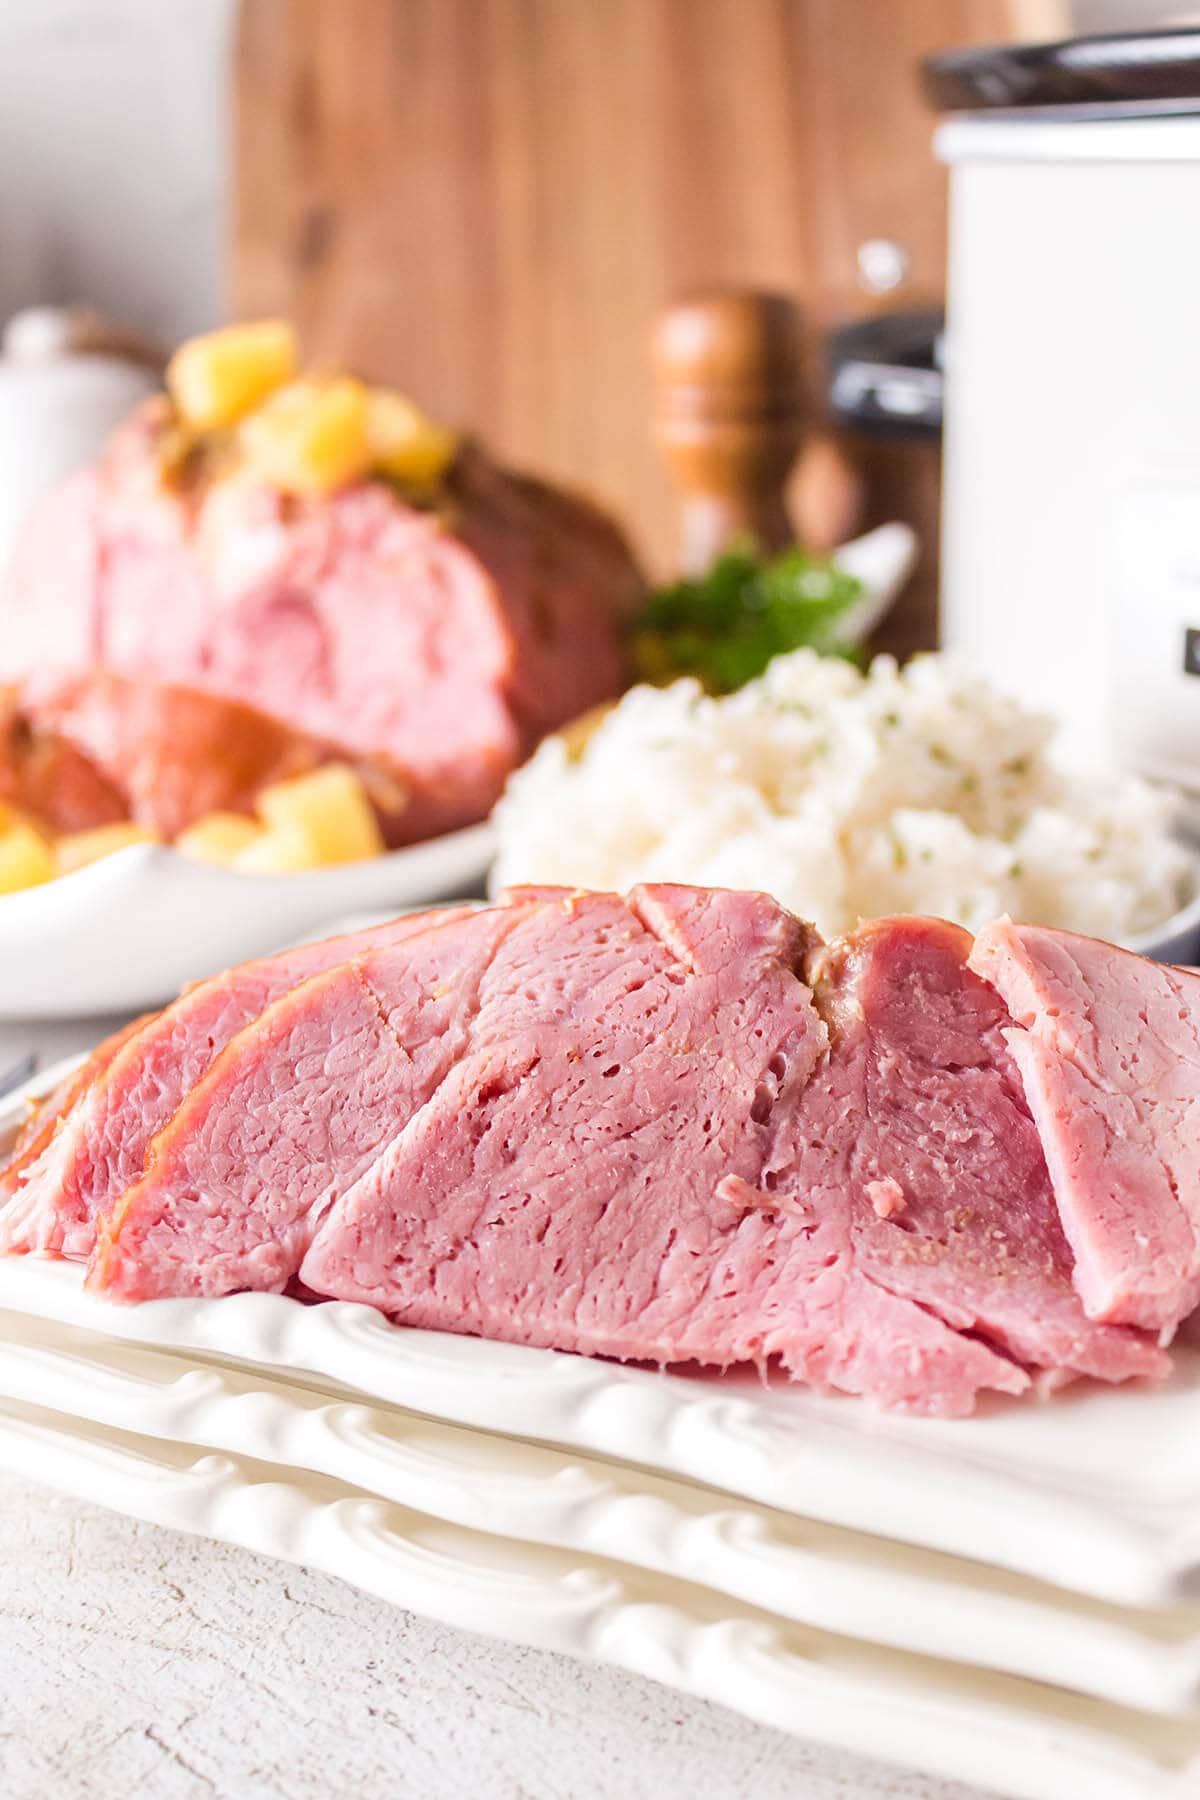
0;402;642;844
2;884;1194;1417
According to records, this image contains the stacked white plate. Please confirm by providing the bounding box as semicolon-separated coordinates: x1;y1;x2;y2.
0;1070;1197;1800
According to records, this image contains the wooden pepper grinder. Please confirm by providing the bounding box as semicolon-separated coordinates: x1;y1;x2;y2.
652;288;807;576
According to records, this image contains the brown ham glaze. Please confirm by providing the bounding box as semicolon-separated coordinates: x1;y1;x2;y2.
0;687;127;833
16;671;411;843
0;408;643;843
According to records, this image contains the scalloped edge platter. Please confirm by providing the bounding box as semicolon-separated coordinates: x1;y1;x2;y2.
0;1304;1196;1718
1;1242;1195;1613
0;1394;1197;1800
2;1058;1199;1621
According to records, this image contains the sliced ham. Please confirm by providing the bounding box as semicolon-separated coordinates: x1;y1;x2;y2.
970;917;1200;1334
13;670;411;843
298;899;1157;1411
92;901;540;1297
73;887;1162;1416
0;1016;147;1212
0;905;475;1261
0;685;127;833
790;917;1161;1394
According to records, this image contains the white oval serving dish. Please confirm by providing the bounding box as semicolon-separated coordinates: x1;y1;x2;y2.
0;824;493;1019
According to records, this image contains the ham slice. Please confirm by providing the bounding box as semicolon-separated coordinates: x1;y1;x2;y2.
0;905;475;1261
71;887;1162;1416
792;917;1161;1394
0;684;127;833
13;670;412;843
0;1017;147;1212
970;917;1200;1334
92;902;541;1297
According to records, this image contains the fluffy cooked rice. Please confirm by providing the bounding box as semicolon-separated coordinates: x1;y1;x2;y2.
491;650;1193;943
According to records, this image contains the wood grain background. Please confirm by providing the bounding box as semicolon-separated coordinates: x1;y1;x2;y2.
235;0;1064;652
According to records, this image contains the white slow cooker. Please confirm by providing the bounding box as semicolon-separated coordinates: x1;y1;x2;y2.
928;28;1200;781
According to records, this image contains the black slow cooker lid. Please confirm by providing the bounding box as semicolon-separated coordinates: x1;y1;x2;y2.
923;26;1200;113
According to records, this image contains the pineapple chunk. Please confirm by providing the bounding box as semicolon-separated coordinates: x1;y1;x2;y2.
55;822;159;875
175;811;262;867
256;764;385;866
240;378;371;496
167;320;297;432
0;817;55;893
234;823;320;876
367;389;458;486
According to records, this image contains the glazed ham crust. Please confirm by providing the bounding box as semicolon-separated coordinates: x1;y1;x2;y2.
10;670;414;844
0;415;642;844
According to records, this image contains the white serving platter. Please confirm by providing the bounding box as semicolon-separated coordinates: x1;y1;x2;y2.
0;1063;1195;1615
0;1255;1194;1616
0;1305;1195;1719
0;822;493;1018
0;1395;1195;1800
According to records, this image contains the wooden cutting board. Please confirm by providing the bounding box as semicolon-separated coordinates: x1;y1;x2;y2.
234;0;1064;652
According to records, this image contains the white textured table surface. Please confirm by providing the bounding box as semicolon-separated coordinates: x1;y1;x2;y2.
0;1018;995;1800
0;1476;995;1800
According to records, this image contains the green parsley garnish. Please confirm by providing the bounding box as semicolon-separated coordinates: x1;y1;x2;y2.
630;542;863;694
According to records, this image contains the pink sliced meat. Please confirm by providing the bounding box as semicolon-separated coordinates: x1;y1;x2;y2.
788;917;1164;1395
0;905;475;1261
75;883;1157;1414
92;901;540;1297
13;669;411;844
970;917;1200;1335
15;886;1172;1415
298;899;1159;1412
0;1015;147;1212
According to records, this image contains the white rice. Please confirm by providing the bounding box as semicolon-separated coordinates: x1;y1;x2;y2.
491;650;1193;943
